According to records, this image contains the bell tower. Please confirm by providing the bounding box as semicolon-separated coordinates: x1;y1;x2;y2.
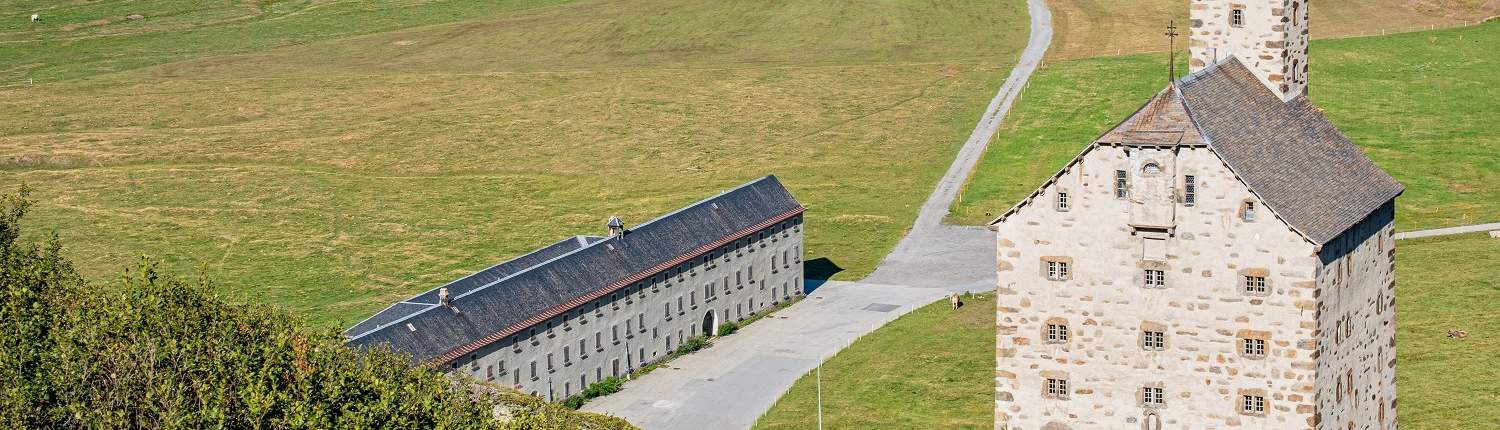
1187;0;1309;100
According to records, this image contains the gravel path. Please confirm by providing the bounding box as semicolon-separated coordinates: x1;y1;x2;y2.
583;1;1052;428
1393;222;1500;240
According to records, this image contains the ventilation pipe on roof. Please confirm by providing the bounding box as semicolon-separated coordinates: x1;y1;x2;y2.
607;215;625;237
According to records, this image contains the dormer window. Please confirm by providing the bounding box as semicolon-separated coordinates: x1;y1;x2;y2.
1230;9;1245;28
1141;162;1162;176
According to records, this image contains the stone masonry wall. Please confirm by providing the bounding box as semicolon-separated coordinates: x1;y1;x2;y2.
1312;202;1397;429
1188;0;1309;100
446;216;805;401
995;145;1323;429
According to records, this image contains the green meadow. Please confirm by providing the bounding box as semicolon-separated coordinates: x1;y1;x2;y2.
1;0;1031;326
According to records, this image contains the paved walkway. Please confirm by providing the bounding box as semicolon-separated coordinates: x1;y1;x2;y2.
1393;222;1500;240
584;1;1053;428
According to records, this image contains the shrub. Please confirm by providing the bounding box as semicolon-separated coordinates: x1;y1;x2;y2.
675;336;710;355
717;321;739;336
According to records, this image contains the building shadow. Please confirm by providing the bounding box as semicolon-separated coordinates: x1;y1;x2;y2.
802;257;843;294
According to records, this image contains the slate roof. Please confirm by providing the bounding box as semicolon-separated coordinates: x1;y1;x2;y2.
992;58;1402;246
1177;58;1403;244
346;176;803;364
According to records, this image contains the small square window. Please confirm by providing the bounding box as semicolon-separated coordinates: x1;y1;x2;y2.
1143;331;1165;350
1045;378;1069;399
1045;324;1069;343
1144;269;1165;288
1241;394;1266;415
1241;201;1257;222
1242;338;1267;358
1046;261;1070;281
1143;386;1165;407
1243;275;1268;295
1056;191;1070;212
1231;9;1245;28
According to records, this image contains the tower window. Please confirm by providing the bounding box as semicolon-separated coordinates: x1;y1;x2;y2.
1115;170;1129;199
1142;386;1165;407
1044;378;1069;399
1183;175;1196;205
1056;190;1070;212
1143;269;1165;289
1231;9;1245;28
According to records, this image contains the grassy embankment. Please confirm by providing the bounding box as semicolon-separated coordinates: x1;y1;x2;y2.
1043;0;1496;58
756;235;1500;429
951;23;1499;231
1;0;1031;326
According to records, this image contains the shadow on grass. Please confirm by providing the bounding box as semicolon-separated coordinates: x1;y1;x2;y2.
802;257;843;294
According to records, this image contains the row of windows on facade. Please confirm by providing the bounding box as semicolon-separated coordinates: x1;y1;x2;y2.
461;283;801;395
500;239;802;352
1041;378;1268;415
1043;260;1269;294
1057;172;1256;221
1041;323;1269;357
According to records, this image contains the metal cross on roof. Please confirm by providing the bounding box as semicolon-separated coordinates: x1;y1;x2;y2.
1165;20;1180;82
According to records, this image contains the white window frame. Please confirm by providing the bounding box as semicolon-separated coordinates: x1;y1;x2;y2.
1045;378;1069;399
1143;386;1165;407
1046;324;1069;343
1144;269;1165;288
1143;331;1165;351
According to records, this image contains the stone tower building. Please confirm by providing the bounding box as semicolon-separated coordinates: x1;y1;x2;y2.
990;3;1403;429
1188;0;1310;100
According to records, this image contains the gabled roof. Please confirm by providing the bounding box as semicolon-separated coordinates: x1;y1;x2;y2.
346;176;803;364
991;58;1402;245
1177;58;1403;244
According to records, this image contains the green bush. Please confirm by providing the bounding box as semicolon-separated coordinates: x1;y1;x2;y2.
0;188;634;429
717;321;739;336
675;336;710;355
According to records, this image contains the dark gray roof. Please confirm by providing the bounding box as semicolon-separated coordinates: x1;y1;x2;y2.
346;175;803;363
1177;58;1403;244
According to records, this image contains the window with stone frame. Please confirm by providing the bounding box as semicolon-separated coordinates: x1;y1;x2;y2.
529;360;538;381
1240;200;1257;222
1143;269;1165;288
1230;8;1245;27
486;364;494;380
1115;170;1129;199
1041;256;1072;281
1142;386;1165;408
1240;393;1266;415
1241;338;1267;359
1056;189;1070;212
1044;378;1069;399
1241;271;1269;296
578;339;587;358
1142;330;1166;351
563;346;571;365
1044;321;1069;343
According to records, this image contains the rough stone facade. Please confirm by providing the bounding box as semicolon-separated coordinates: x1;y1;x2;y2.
1313;202;1398;430
994;144;1328;428
448;218;805;401
1188;0;1310;100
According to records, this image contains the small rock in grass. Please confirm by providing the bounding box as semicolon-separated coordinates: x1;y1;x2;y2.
127;14;144;20
1489;230;1500;239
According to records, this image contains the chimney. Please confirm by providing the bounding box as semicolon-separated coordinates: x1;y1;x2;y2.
607;215;625;237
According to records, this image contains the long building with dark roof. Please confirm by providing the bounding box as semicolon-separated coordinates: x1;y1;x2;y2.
347;176;805;400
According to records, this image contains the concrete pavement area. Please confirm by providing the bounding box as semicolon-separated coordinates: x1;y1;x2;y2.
581;279;990;429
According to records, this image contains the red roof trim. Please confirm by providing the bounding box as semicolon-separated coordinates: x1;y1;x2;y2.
430;206;805;366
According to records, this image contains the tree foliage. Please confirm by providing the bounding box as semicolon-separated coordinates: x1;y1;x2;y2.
0;189;633;429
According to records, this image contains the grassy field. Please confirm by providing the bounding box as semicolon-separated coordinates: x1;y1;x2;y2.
952;23;1500;231
0;0;1030;327
756;235;1500;429
754;293;996;430
1044;0;1497;58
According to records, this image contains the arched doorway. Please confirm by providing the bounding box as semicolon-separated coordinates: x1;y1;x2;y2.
701;310;718;337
